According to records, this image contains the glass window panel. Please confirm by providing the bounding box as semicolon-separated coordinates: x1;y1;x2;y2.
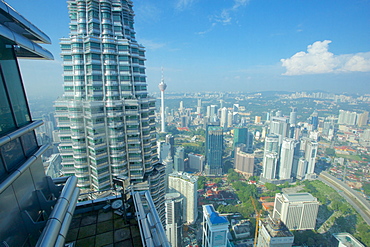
1;138;25;172
21;131;38;157
0;39;31;127
0;66;16;135
0;157;6;182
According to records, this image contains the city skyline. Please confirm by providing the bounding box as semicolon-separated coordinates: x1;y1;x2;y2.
6;0;370;98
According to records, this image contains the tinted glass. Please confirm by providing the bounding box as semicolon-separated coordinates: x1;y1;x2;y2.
21;131;38;157
1;138;25;172
0;67;15;135
0;39;31;128
0;157;5;182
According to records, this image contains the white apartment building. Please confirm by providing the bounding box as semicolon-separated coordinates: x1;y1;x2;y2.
168;172;198;224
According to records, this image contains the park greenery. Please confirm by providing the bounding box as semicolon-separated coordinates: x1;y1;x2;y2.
217;170;260;219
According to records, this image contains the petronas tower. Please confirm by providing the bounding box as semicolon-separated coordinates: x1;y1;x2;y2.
55;0;165;220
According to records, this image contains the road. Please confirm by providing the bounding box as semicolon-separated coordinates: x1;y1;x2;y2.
318;171;370;225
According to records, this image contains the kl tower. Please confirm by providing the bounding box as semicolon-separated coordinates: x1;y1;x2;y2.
158;71;167;133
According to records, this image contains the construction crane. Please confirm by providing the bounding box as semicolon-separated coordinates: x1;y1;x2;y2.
251;196;262;247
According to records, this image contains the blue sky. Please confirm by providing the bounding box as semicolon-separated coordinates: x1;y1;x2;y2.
6;0;370;98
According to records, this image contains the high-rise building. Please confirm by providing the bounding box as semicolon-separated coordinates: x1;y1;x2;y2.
261;134;279;181
165;192;183;247
157;140;171;163
220;107;228;128
338;110;357;125
262;152;279;180
188;153;205;172
234;147;255;178
233;127;248;150
205;126;223;176
169;172;198;224
295;157;308;180
270;116;290;144
278;138;297;180
257;218;294;247
174;146;185;172
289;107;297;126
272;193;319;230
303;139;318;177
54;0;165;221
357;111;369;127
202;204;230;247
166;134;175;161
309;110;319;130
0;4;81;246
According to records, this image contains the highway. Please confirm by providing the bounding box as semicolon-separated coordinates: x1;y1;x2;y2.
318;171;370;225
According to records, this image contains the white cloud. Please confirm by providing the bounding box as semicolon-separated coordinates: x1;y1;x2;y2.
197;0;249;35
216;0;250;25
281;40;370;75
175;0;196;11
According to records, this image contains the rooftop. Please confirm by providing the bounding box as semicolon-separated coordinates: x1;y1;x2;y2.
261;218;293;238
204;205;229;226
282;192;317;203
332;233;365;247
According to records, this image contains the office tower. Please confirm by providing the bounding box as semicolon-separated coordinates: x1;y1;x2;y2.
188;153;205;172
309;110;319;130
289;107;297;126
169;172;198;224
262;134;279;180
303;139;318;176
158;74;167;133
209;105;218;122
55;0;165;221
166;134;175;161
270;116;290;144
278;138;297;180
165;192;183;247
296;157;308;180
262;152;279;180
157;140;171;163
227;111;233;127
234;147;255;178
196;98;202;115
180;115;188;128
233;127;248;149
272;193;319;230
205;126;223;176
0;5;80;246
174;146;185;172
220;107;228;128
163;154;173;191
202;204;230;247
257;218;294;247
179;101;184;113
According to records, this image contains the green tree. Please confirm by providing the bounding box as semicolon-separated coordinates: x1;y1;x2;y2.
198;176;206;190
